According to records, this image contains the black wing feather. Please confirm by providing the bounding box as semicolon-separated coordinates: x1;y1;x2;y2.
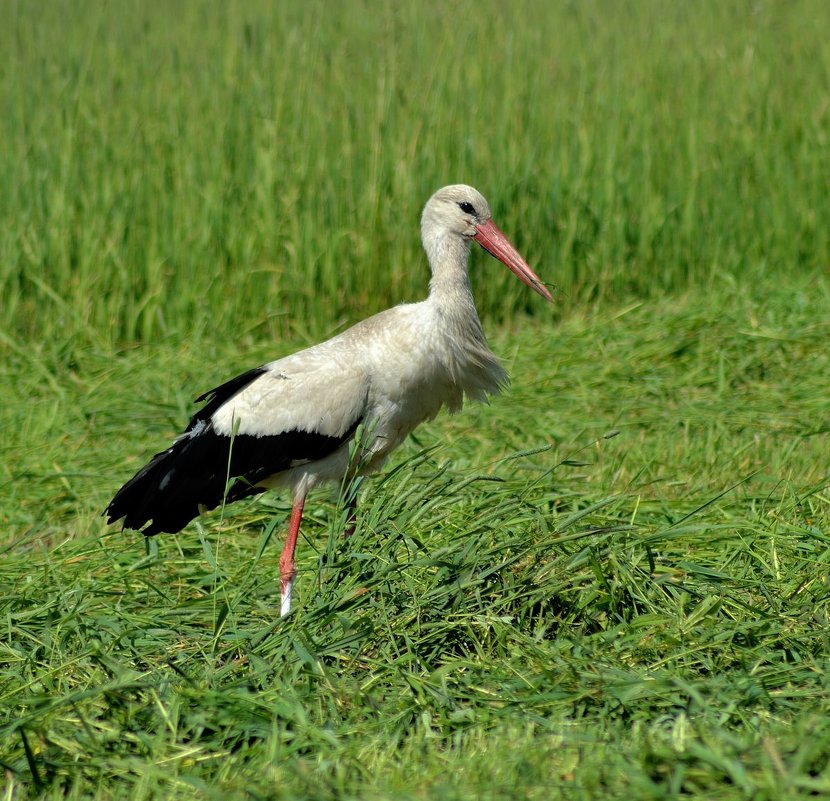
105;366;361;536
187;366;268;431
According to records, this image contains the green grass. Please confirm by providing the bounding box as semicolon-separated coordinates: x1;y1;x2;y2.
4;282;830;799
3;0;830;798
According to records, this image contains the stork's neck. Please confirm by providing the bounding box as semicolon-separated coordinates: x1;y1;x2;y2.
425;232;476;309
422;227;506;395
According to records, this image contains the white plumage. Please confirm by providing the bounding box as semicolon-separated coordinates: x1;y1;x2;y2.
106;184;552;615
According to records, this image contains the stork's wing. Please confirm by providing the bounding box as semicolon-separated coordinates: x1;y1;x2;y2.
187;366;269;431
208;346;370;440
105;350;370;536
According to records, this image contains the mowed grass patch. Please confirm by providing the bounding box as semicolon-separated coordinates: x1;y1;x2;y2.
2;282;830;799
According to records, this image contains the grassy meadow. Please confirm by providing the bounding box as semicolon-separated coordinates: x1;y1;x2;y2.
2;1;830;798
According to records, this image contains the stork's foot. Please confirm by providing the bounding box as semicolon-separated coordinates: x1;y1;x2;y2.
280;577;294;617
278;495;305;618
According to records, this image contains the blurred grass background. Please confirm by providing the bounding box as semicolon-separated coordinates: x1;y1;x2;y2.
2;1;830;799
1;0;828;346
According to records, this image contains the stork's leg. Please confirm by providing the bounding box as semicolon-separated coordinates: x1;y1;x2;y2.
279;494;305;617
344;492;358;538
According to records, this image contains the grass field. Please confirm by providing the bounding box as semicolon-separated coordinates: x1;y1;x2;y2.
2;1;830;798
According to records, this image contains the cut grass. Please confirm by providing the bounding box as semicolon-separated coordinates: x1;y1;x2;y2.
3;282;830;799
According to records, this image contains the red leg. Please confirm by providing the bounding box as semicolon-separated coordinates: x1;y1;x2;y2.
279;494;305;617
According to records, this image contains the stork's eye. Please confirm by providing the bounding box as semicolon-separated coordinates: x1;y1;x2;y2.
458;201;476;215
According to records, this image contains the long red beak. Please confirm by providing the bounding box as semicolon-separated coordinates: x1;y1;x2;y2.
473;220;553;302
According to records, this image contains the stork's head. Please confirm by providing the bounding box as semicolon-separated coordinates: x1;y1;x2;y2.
421;184;553;302
421;184;492;240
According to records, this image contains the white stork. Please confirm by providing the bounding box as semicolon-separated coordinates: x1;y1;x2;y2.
105;184;552;615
